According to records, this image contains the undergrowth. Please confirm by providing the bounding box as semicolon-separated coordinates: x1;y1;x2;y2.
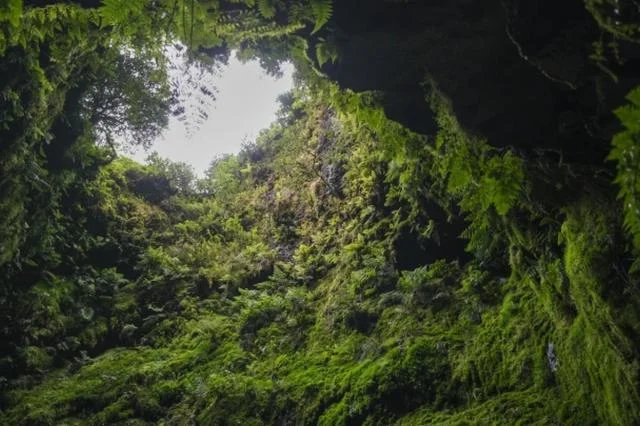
2;78;640;425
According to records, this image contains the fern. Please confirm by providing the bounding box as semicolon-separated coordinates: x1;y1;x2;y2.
315;38;340;66
310;0;332;34
609;85;640;250
256;0;276;18
0;0;22;31
481;153;525;216
99;0;146;28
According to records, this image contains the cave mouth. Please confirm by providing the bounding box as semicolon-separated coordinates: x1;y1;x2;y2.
125;51;295;176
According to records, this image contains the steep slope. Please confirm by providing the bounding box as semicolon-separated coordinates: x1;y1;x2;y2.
2;1;640;425
2;84;640;424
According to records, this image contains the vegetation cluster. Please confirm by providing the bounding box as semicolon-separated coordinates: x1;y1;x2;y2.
1;1;640;424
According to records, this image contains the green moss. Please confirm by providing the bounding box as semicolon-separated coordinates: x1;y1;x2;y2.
396;389;557;425
554;200;640;424
3;64;640;426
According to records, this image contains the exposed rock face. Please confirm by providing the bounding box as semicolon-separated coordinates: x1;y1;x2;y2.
323;0;640;164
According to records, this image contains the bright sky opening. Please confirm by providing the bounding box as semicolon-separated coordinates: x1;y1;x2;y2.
129;54;294;175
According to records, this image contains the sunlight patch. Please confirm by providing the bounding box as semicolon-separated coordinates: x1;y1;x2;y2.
128;51;294;175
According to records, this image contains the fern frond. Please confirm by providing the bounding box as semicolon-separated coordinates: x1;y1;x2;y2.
609;86;640;249
315;39;340;67
0;0;23;30
310;0;332;34
99;0;145;28
256;0;276;18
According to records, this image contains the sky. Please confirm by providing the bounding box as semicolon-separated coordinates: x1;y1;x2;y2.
128;54;294;176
